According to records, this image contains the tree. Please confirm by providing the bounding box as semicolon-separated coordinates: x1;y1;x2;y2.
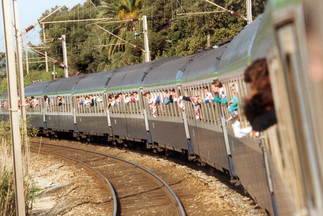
34;0;266;74
118;0;142;20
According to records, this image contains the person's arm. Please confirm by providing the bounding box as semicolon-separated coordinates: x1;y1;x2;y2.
182;96;191;102
232;96;238;106
213;96;227;104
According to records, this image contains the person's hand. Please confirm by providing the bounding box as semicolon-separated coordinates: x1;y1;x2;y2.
250;130;260;137
228;101;233;105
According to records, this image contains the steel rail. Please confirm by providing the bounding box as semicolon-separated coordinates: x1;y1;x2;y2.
30;145;118;216
31;141;186;216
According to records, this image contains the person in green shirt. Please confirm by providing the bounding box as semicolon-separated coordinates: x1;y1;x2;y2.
211;80;227;104
227;84;238;122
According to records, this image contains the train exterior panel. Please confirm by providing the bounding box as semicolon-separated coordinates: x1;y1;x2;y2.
76;115;109;136
1;0;322;215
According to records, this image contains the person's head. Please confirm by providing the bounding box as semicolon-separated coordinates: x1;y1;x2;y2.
85;96;89;100
89;94;93;99
130;93;135;99
244;59;269;89
244;83;274;122
211;80;223;93
231;84;237;95
204;86;209;93
108;95;113;101
164;90;169;97
133;92;138;97
144;92;151;99
31;96;35;100
170;89;176;97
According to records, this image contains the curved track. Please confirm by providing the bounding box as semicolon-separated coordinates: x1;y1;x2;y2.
31;141;186;216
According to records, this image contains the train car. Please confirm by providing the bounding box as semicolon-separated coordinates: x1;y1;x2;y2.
73;70;114;137
181;47;230;171
261;0;323;215
1;0;322;215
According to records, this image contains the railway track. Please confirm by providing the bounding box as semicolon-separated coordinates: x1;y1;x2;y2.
30;141;186;216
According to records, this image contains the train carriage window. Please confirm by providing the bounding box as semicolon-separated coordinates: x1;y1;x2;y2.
202;84;209;122
165;89;171;116
191;86;197;120
191;87;196;120
66;96;69;113
204;84;213;123
205;83;215;124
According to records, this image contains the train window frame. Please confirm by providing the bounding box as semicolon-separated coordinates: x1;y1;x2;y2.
273;20;323;212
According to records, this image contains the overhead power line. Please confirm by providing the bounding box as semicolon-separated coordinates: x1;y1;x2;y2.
94;24;145;52
205;0;248;21
39;17;114;24
22;0;75;35
28;44;64;67
177;10;225;17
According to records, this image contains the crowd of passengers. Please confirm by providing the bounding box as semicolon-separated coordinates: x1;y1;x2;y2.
1;58;275;138
107;92;140;108
130;58;275;138
76;95;103;108
103;58;275;138
139;82;238;121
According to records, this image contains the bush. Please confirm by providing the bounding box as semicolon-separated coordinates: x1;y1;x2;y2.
0;121;34;215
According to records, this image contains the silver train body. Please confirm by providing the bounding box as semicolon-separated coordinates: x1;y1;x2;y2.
1;0;322;215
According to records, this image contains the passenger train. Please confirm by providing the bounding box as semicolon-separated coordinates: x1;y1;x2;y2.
1;0;322;215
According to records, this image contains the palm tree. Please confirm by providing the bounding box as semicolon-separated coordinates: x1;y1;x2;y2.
118;0;142;20
98;0;142;21
96;0;143;60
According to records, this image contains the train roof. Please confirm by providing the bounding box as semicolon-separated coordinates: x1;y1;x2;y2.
107;61;152;90
73;70;114;93
143;55;192;87
106;57;178;90
25;80;52;96
20;15;265;95
217;15;263;79
251;4;274;60
44;75;86;95
182;46;227;82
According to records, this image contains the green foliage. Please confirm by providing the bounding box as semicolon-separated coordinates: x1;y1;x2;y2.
0;0;265;90
0;169;15;216
0;121;34;215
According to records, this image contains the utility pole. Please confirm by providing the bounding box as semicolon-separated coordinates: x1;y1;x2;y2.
1;0;26;215
13;0;27;149
42;23;49;72
143;15;150;62
23;33;29;74
246;0;253;24
62;35;69;78
52;64;56;80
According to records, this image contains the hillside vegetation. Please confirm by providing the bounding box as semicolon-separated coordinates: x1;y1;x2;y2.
0;0;266;94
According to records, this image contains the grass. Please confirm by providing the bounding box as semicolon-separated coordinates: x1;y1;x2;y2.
0;121;35;215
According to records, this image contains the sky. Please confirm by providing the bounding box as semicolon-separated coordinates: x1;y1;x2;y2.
0;0;86;50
